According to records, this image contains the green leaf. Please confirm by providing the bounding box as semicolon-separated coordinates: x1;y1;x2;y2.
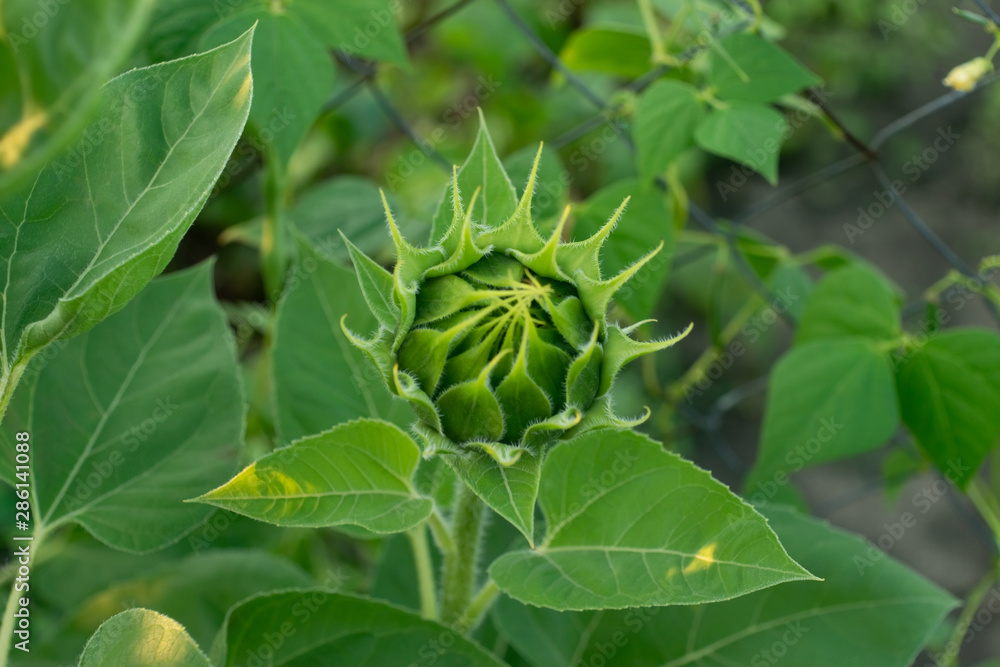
0;262;244;552
431;111;517;243
694;103;788;184
747;340;899;495
0;0;155;196
492;506;956;667
710;33;821;103
201;9;334;165
444;447;542;546
196;419;433;534
559;26;653;79
488;430;815;610
210;590;505;666
70;550;314;650
287;0;410;68
271;237;407;444
635;80;705;182
0;29;253;403
573;179;674;320
896;329;1000;488
80;608;210;667
796;264;901;343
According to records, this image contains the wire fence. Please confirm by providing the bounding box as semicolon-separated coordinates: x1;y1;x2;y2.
323;0;1000;550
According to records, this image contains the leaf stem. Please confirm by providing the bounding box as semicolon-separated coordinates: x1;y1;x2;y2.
0;529;46;667
407;524;438;620
455;580;500;633
968;479;1000;553
439;483;486;628
427;508;455;555
939;560;999;667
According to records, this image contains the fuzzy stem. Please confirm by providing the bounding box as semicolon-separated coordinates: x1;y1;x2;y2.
455;580;500;633
407;524;438;620
439;484;486;627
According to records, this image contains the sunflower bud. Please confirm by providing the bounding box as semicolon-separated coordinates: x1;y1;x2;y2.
342;139;691;467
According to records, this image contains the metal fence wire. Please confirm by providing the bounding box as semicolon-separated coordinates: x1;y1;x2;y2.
321;0;1000;544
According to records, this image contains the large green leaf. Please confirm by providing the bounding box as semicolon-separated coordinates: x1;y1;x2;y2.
271;236;408;444
197;419;433;534
80;609;210;666
0;0;155;196
573;179;673;320
430;111;517;243
796;264;901;343
201;9;334;165
635;80;705;182
710;33;821;103
896;328;1000;488
694;103;788;184
488;430;815;610
287;0;410;68
210;590;505;666
0;29;253;415
492;506;956;667
747;339;899;497
0;263;244;552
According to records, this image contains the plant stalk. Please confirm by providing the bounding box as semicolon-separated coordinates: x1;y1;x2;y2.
455;580;500;633
407;525;438;620
939;560;999;667
439;484;486;628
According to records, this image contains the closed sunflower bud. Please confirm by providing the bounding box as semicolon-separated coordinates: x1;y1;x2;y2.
342;144;691;467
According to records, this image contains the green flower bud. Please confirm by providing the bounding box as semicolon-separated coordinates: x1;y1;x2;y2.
342;143;691;467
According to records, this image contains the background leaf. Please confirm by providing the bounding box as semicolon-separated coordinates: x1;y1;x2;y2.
271;237;409;444
0;262;244;552
747;339;899;495
896;328;1000;488
796;263;901;343
79;609;210;666
211;590;505;666
635;80;705;182
201;9;334;165
0;29;253;397
197;419;433;534
288;0;410;68
558;26;653;79
491;506;956;667
710;33;821;103
488;430;815;610
694;103;788;184
0;0;155;196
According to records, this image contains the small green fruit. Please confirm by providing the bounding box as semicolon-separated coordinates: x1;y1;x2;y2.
343;143;690;466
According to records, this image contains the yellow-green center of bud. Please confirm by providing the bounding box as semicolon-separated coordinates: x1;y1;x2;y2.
398;254;597;445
